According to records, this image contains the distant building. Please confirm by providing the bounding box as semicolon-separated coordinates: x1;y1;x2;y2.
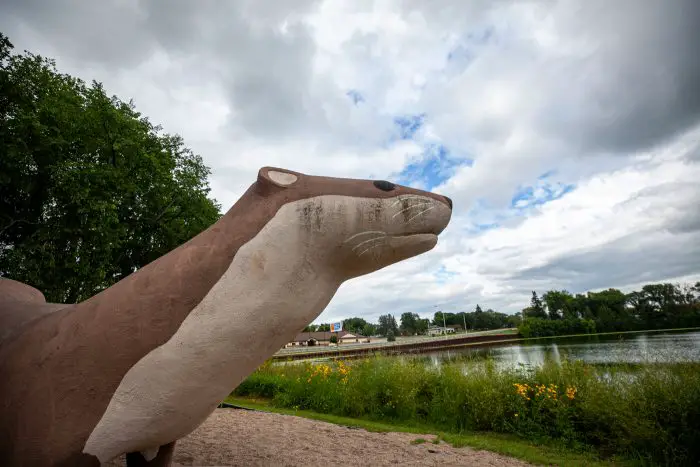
284;331;369;348
339;333;365;344
427;325;455;336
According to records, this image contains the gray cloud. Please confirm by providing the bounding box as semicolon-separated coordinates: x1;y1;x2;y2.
514;229;700;294
1;0;154;67
6;0;698;156
1;0;331;142
537;0;700;155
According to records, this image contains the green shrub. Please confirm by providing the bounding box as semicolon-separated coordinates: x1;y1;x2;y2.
518;317;596;338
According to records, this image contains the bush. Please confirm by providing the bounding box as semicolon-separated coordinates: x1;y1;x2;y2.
231;356;700;465
518;317;596;338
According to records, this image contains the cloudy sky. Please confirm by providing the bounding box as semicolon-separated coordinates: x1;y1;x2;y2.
2;0;699;324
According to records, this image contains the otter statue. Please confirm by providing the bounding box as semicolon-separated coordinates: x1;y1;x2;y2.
0;166;453;466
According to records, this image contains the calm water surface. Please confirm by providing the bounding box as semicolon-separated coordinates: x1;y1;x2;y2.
423;330;700;369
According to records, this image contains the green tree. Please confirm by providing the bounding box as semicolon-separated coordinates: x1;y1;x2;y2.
543;290;575;320
0;33;221;302
415;318;430;335
400;312;421;335
432;311;457;326
506;313;522;328
343;317;369;335
522;291;548;319
518;281;700;337
586;288;629;331
378;313;398;337
362;323;377;337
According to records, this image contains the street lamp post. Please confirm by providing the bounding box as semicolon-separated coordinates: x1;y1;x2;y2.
442;310;447;339
434;304;447;339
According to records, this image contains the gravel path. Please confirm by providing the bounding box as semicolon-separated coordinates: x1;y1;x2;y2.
107;408;531;466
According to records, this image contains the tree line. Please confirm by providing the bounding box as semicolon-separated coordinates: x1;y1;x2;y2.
305;282;700;339
518;282;700;337
0;32;221;302
304;304;517;339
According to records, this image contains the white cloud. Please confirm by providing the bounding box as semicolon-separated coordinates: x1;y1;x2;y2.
1;0;699;324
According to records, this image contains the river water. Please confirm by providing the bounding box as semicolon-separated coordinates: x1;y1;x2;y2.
423;329;700;369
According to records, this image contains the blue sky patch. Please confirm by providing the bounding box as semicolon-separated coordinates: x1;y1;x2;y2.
435;265;458;284
396;143;472;190
510;179;576;210
475;222;500;232
393;113;426;140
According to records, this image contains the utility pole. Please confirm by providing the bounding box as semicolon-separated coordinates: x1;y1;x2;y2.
463;312;467;335
442;311;447;338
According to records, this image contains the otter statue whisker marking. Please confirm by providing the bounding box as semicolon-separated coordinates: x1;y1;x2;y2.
0;167;453;467
391;202;432;219
343;230;388;243
351;235;388;252
358;242;388;257
407;206;438;223
390;195;430;207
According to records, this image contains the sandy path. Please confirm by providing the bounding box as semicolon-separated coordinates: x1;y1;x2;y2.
106;408;530;466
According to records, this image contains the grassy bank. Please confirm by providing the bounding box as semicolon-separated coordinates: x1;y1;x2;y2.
231;356;700;465
224;396;627;467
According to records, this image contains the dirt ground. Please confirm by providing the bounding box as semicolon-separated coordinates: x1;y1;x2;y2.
106;408;531;466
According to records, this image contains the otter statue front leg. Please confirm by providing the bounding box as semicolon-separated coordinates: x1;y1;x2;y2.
125;442;175;467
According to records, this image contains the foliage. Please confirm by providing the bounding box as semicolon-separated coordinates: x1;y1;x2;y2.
329;334;338;344
377;313;399;337
518;282;700;338
519;318;597;338
0;32;221;302
305;282;699;340
234;356;700;465
522;291;548;319
399;312;429;335
433;309;513;331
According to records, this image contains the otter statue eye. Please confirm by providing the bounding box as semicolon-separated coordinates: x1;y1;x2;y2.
373;180;396;191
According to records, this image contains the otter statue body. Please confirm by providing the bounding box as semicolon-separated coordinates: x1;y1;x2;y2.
0;167;453;466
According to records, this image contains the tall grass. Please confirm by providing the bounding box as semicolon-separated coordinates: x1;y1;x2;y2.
233;356;700;465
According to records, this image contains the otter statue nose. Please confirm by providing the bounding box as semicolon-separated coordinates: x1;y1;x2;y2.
443;196;452;210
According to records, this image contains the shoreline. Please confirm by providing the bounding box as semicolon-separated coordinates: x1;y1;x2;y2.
271;326;700;362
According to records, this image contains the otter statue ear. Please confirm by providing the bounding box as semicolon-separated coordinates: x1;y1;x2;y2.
258;167;299;188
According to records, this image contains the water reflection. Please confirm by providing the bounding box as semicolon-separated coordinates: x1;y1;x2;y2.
426;330;700;369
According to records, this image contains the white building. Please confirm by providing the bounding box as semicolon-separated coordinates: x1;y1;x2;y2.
427;325;455;336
